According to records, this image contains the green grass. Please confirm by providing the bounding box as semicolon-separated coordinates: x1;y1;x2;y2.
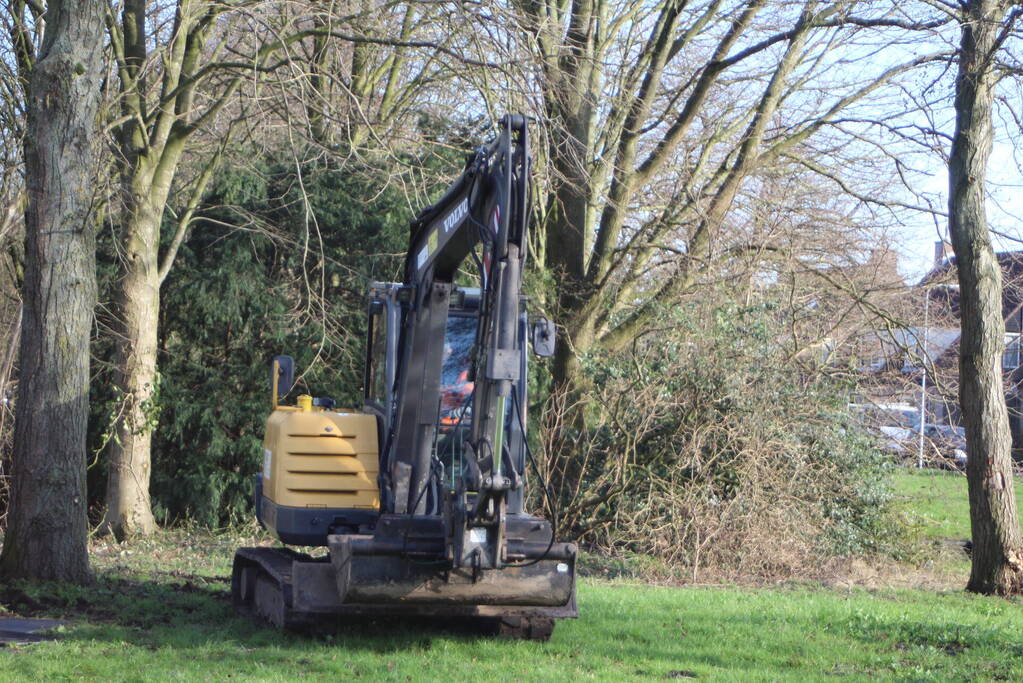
2;529;1023;681
892;468;1023;540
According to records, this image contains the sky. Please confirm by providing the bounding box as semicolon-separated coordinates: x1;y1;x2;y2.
896;138;1023;284
878;13;1023;285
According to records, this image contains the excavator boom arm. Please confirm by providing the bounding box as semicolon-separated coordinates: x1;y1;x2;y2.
386;116;530;527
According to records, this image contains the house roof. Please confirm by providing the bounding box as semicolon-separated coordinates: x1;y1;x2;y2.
899;326;961;361
919;250;1023;320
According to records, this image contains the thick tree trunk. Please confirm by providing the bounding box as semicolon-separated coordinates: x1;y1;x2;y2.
99;0;213;538
948;0;1023;595
99;208;160;539
0;0;105;583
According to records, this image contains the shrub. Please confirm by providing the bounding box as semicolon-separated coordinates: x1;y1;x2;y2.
535;294;900;579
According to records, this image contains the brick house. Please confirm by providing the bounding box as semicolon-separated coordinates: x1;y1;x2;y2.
912;243;1023;451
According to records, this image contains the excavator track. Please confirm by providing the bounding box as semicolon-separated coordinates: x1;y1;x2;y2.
480;615;556;641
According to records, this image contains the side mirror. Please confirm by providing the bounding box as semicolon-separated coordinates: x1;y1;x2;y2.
530;318;556;358
272;355;295;397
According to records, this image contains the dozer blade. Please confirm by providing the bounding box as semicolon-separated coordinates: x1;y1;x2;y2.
233;546;577;640
327;535;575;607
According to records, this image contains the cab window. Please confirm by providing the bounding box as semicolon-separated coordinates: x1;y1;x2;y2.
367;307;388;406
439;315;478;420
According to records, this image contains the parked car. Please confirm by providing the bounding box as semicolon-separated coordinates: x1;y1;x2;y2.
922;424;967;469
849;403;920;455
849;403;967;468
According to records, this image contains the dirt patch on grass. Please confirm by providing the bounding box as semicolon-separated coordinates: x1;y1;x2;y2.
822;558;965;591
0;571;229;627
585;550;970;592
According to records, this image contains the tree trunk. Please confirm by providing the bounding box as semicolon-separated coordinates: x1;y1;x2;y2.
537;0;600;415
947;0;1023;596
99;0;223;538
0;0;105;583
99;207;160;539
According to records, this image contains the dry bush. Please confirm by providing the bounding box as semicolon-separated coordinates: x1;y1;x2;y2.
534;293;897;581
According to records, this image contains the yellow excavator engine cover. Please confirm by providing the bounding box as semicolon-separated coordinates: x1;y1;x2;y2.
259;408;380;544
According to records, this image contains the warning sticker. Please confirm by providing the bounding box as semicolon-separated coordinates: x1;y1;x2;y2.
262;448;272;480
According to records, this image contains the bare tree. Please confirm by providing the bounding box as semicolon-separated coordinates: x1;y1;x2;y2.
99;1;476;538
0;2;30;526
947;0;1023;595
487;1;948;408
0;0;105;583
100;0;253;539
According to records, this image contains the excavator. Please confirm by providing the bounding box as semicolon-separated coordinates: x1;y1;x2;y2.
231;116;577;640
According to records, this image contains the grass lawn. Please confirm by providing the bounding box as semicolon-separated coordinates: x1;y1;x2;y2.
1;530;1022;681
892;467;1023;540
